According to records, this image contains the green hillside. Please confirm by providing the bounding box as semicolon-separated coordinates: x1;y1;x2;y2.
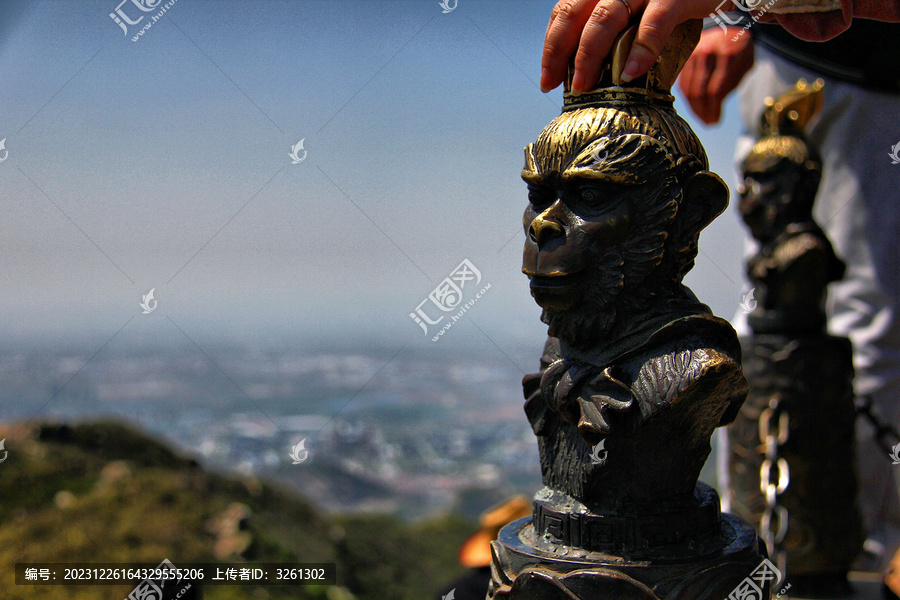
0;421;473;600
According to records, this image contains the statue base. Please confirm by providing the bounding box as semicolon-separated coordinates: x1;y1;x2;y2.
729;333;862;578
489;485;768;600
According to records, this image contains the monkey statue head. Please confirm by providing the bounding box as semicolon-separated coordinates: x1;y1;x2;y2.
737;79;844;333
521;21;728;352
738;79;824;246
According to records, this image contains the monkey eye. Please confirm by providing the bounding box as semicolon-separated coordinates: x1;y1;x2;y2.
570;182;629;216
742;176;773;197
576;186;613;211
580;189;599;205
527;185;555;210
740;179;758;196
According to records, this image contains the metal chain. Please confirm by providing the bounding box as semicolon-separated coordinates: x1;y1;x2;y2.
856;394;900;455
759;393;790;576
751;394;896;581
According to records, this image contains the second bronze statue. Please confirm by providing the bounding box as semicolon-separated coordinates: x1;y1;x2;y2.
728;78;863;597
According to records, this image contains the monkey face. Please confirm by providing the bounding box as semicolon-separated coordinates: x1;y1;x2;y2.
522;179;635;312
739;138;822;244
737;171;780;242
738;160;804;243
520;124;727;344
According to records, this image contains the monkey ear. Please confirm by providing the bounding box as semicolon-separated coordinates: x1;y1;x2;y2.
522;143;540;184
682;170;729;232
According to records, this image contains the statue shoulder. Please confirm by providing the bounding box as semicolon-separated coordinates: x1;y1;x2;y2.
623;315;747;425
772;230;830;266
522;316;748;440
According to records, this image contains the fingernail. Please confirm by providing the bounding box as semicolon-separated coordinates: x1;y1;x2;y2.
620;59;640;83
540;68;550;92
571;73;583;95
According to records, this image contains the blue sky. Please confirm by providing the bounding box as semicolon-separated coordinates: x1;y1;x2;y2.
0;0;748;365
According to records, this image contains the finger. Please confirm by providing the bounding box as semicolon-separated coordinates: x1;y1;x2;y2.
541;0;601;92
709;46;754;101
620;1;681;82
707;96;722;123
690;52;717;124
570;0;641;93
676;53;694;99
705;50;753;124
677;54;707;123
704;60;738;124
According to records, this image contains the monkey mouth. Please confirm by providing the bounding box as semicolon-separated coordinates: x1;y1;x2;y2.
527;271;583;290
527;272;584;310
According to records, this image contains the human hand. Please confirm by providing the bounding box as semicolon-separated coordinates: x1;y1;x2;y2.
540;0;738;94
677;27;754;124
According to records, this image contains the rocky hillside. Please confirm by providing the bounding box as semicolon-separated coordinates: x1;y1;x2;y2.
0;421;473;599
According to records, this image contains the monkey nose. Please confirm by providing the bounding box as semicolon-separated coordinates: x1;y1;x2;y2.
529;216;565;248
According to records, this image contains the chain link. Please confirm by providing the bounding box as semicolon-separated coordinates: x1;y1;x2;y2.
751;395;893;582
759;394;790;569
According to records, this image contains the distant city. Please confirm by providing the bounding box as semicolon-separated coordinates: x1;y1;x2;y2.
0;344;544;520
